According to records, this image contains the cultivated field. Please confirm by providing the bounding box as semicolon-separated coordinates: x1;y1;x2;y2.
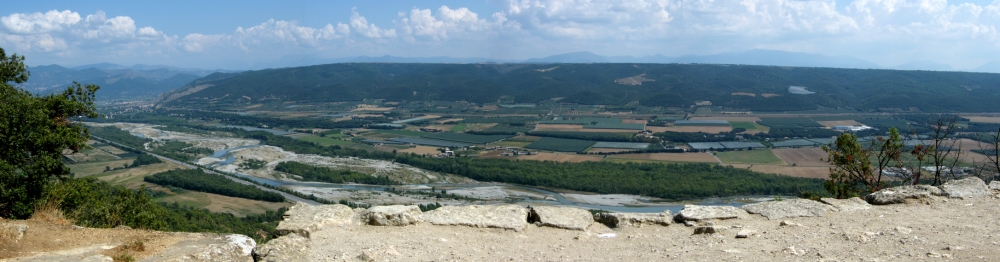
816;120;864;128
608;152;719;163
729;164;830;179
715;150;786;165
772;147;830;167
94;162;188;188
67;159;135;177
516;152;603;163
399;145;441;155
647;126;733;133
689;116;762;122
533;124;638;133
586;148;635;154
964;116;1000;124
154;190;292;217
621;119;648;124
523;137;596;152
297;135;355;146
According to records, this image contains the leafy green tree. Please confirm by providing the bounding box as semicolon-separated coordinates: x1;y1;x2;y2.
0;47;100;218
822;128;904;198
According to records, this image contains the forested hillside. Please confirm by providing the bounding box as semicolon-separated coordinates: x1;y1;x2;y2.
158;63;1000;112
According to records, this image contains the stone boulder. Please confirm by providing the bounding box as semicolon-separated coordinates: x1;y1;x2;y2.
676;205;747;221
819;197;871;212
990;181;1000;191
422;205;529;231
594;211;672;228
741;199;837;220
865;185;944;205
940;177;990;199
693;226;727;234
2;223;28;242
528;206;594;231
142;233;256;262
252;233;311;262
360;205;423;226
275;203;357;238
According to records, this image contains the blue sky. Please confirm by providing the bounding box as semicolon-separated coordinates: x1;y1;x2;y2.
3;0;1000;70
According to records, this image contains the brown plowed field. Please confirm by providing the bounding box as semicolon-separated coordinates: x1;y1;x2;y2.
771;147;830;167
964;116;1000;123
816;120;863;128
610;152;719;163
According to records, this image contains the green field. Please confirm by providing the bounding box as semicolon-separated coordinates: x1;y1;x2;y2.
490;141;532;148
297;135;356;146
451;123;466;132
373;129;427;137
729;122;758;130
524;137;596;152
422;132;512;144
714;149;785;165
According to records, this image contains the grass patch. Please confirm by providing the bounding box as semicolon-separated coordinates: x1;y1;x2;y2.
451;123;467;132
729;122;758;130
524;137;596;152
372;129;427;137
491;141;532;148
68;159;135;177
715;149;785;165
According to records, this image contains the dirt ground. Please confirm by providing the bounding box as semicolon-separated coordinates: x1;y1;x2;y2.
816;120;864;128
294;195;1000;261
647;126;734;133
772;147;831;167
729;164;830;179
516;152;604;163
609;153;719;163
689;116;762;122
963;116;1000;124
399;146;442;155
621;119;647;124
0;217;188;260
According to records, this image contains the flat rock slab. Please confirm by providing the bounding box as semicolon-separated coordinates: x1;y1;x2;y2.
142;233;255;262
361;205;423;226
529;206;594;231
819;197;872;212
423;205;529;231
252;233;310;262
940;177;990;199
866;185;944;205
742;199;837;220
676;205;747;221
275;203;356;238
594;211;672;228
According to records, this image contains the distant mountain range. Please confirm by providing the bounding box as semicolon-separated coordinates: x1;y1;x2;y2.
19;64;238;99
260;49;1000;73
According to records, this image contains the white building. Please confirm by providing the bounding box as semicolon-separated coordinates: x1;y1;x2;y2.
832;125;874;132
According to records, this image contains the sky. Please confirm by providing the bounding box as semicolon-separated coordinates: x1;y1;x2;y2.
2;0;1000;70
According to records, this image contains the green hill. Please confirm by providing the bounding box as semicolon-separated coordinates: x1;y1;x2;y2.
158;63;1000;112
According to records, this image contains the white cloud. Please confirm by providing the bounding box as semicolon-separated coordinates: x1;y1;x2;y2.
397;6;493;42
350;10;396;38
1;10;80;34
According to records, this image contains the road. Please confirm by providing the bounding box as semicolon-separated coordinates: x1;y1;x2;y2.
92;136;320;206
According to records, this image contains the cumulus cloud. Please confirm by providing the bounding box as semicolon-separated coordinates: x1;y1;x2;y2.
1;10;81;34
397;6;493;42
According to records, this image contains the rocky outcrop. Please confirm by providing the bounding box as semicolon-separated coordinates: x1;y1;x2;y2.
742;199;838;220
275;203;356;238
819;197;871;212
989;181;1000;191
2;223;28;242
528;206;594;231
252;233;311;262
360;205;422;226
865;185;944;205
142;234;255;262
422;205;529;231
940;177;990;199
675;205;747;221
594;211;672;228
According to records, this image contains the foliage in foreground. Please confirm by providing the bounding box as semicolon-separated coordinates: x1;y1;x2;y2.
43;178;286;243
1;47;100;219
144;169;285;202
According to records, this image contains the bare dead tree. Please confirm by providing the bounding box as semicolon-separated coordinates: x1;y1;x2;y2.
927;115;961;185
976;127;1000;182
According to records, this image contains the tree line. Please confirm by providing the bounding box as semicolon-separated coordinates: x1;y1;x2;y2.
144;169;285;202
274;161;398;185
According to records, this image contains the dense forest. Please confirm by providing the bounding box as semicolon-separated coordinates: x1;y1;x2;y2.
274;161;398;185
129;153;162;168
144;169;285;202
159;63;1000;112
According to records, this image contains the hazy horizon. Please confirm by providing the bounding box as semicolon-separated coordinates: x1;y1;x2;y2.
4;0;1000;70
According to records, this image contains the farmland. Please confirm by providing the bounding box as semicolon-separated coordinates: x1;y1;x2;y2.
524;137;596;152
516;152;604;163
607;153;719;163
647;126;733;133
772;147;830;167
422;132;512;144
297;135;356;146
964;116;1000;124
715;149;786;165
